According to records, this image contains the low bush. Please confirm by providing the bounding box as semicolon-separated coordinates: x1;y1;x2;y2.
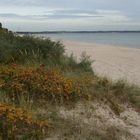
0;64;93;104
0;103;48;139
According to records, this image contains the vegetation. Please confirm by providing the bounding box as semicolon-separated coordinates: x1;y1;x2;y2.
0;103;48;140
0;23;140;139
0;23;2;29
0;26;93;73
0;65;92;104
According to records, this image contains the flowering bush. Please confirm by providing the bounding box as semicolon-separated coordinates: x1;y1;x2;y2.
0;64;93;103
0;103;48;139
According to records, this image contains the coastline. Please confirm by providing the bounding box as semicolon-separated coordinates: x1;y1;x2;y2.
63;40;140;85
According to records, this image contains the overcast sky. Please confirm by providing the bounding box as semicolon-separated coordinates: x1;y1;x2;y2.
0;0;140;31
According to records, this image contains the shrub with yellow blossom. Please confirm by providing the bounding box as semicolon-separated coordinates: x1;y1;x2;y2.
0;64;93;103
0;103;48;139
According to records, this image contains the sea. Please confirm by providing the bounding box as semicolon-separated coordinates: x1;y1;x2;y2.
31;32;140;48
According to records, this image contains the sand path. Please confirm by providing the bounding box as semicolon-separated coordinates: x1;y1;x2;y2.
63;40;140;85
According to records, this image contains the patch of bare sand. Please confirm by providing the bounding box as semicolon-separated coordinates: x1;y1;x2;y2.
58;101;140;140
63;40;140;85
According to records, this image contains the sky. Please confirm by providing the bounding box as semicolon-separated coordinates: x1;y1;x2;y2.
0;0;140;31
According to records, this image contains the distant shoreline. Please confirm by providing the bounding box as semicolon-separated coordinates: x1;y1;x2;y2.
17;31;140;49
16;31;140;34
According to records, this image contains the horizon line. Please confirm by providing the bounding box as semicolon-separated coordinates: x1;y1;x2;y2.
16;30;140;34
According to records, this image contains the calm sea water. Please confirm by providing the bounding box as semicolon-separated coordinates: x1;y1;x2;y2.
34;33;140;48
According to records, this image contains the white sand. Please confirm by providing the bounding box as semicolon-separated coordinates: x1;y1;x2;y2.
63;40;140;85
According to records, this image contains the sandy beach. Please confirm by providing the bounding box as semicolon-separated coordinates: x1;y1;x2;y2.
63;40;140;85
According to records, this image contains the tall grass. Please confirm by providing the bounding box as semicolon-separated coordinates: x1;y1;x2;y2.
0;29;93;73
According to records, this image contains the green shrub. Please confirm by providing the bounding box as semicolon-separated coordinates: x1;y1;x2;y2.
0;30;93;73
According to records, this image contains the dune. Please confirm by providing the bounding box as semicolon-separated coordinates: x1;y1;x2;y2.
63;40;140;85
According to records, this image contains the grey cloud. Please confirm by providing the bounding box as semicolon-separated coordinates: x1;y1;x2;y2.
0;0;140;31
0;13;19;18
0;9;104;20
0;13;42;21
47;9;97;15
44;9;104;19
1;0;140;18
43;15;103;19
0;13;30;19
1;0;140;10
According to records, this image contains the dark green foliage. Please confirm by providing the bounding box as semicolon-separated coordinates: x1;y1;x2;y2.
0;32;64;64
78;52;93;72
0;23;2;29
0;30;93;73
